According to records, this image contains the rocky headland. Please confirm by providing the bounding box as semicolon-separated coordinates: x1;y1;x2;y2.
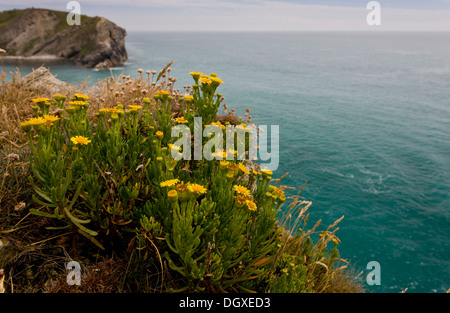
0;8;128;70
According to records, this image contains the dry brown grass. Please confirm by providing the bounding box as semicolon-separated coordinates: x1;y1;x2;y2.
273;175;365;293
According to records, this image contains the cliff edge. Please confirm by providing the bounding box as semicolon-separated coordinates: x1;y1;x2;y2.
0;8;128;70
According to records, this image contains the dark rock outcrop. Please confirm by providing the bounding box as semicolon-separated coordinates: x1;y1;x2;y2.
0;8;128;70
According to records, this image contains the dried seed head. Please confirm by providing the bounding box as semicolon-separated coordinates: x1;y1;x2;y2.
7;153;19;161
14;201;26;211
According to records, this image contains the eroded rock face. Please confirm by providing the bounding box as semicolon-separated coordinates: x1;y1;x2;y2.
0;8;128;70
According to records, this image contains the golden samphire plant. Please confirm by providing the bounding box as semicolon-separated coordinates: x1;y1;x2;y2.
1;65;363;293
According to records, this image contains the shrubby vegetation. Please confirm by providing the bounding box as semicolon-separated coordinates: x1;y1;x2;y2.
0;64;363;293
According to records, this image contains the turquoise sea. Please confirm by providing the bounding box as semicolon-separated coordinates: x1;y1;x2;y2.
4;31;450;293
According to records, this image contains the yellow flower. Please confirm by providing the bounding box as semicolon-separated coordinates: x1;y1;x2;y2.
184;95;194;102
32;97;50;103
27;117;47;126
66;106;76;114
53;94;66;101
211;150;225;159
238;163;249;174
41;114;59;126
72;93;89;100
189;72;203;79
168;144;181;151
155;131;164;140
219;160;229;167
210;76;224;85
226;149;237;159
157;90;170;97
70;136;91;145
187;183;207;195
106;108;122;114
69;100;89;107
175;117;188;124
233;185;250;196
20;120;32;131
128;105;142;111
320;231;330;238
160;178;180;188
43;114;60;123
246;200;257;211
261;169;273;176
210;121;226;130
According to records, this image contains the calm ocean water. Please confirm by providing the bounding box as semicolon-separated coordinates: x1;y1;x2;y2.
4;31;450;293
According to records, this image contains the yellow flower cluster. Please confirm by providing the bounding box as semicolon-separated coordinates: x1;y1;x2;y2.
267;185;286;203
160;179;207;196
320;231;340;245
106;108;124;114
184;95;194;102
233;184;257;211
157;90;170;97
190;72;223;86
20;114;60;130
128;105;142;112
72;93;89;101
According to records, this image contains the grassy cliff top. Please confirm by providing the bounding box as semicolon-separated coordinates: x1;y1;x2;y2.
0;8;94;32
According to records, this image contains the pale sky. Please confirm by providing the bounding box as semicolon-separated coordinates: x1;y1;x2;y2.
1;0;450;31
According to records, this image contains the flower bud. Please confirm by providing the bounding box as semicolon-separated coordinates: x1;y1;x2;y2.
168;189;178;202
